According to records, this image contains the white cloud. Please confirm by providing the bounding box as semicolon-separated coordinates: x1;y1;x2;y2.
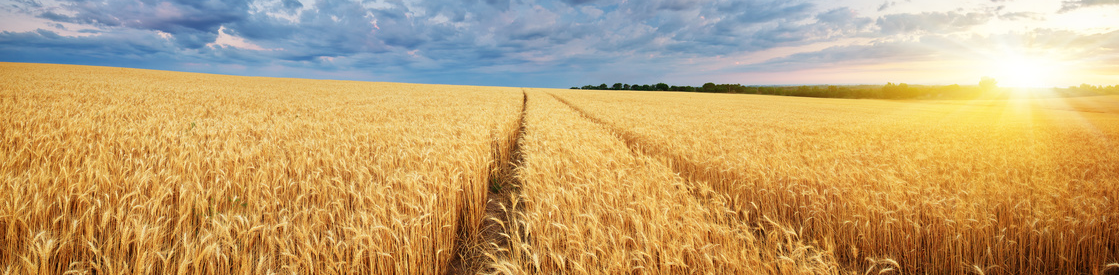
207;26;272;51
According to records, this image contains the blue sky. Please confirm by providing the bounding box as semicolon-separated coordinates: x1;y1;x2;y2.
2;0;1118;88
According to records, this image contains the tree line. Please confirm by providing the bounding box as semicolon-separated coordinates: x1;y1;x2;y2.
571;81;1119;99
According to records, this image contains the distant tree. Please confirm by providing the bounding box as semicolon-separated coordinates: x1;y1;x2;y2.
570;87;579;89
883;82;911;98
979;77;998;91
728;84;743;93
573;81;1004;99
796;85;811;96
701;82;716;92
899;83;915;98
669;86;696;92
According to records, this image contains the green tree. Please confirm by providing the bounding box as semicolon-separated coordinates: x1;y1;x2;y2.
655;83;669;91
701;82;716;92
796;85;811;96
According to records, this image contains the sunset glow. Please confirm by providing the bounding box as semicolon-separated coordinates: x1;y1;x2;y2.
993;54;1064;88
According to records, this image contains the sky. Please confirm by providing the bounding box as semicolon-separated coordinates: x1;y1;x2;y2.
1;0;1118;88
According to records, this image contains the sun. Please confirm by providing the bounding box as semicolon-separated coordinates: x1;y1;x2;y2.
991;55;1063;88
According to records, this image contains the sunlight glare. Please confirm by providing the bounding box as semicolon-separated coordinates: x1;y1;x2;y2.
992;54;1062;88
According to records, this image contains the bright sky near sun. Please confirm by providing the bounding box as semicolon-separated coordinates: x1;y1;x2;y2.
1;0;1117;88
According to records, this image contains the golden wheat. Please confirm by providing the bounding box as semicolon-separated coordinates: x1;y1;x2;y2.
5;62;1117;275
547;89;1119;274
0;63;522;274
483;90;837;274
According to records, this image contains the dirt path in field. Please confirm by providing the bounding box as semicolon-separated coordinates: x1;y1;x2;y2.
547;92;734;197
448;90;528;275
547;93;642;156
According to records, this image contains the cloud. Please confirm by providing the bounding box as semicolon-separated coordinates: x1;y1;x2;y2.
281;0;303;10
876;11;993;35
1059;0;1119;13
738;28;1119;75
562;0;599;6
36;0;252;48
0;28;181;65
208;26;270;51
743;39;939;72
878;1;895;11
0;0;969;86
1;0;1115;87
998;12;1044;21
2;0;43;13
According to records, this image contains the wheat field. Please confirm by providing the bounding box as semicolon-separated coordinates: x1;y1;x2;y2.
2;63;1118;274
546;89;1119;274
483;91;835;274
0;63;523;274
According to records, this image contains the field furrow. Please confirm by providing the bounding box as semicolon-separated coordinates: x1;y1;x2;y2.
450;90;529;274
483;90;839;274
4;63;1118;275
550;89;1119;274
